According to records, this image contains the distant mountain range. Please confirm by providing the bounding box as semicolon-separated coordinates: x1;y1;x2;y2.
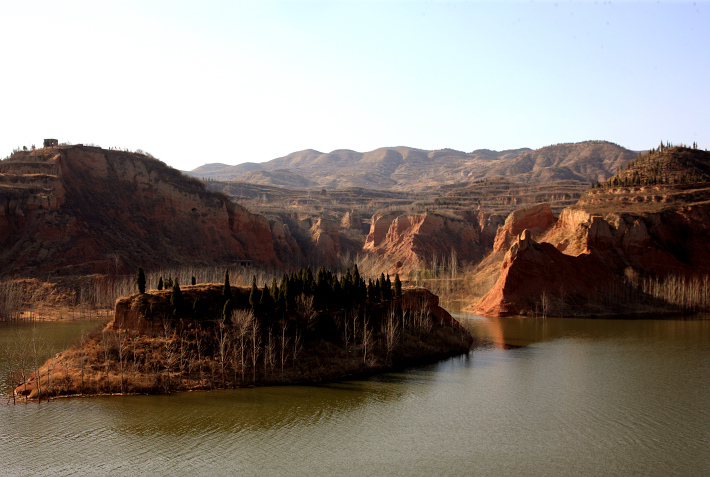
187;141;638;191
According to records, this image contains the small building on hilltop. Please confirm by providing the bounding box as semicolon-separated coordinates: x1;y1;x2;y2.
43;139;59;148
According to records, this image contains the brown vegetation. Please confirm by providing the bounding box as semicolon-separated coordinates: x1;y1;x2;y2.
11;282;472;401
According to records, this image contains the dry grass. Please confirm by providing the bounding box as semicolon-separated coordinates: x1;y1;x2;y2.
11;291;472;401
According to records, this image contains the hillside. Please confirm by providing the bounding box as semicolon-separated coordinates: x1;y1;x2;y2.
186;141;636;191
0;145;282;276
473;146;710;317
482;140;637;183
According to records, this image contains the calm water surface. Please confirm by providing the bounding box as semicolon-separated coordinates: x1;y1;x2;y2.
1;315;709;476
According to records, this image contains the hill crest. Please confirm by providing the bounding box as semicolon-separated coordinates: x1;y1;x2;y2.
187;141;634;191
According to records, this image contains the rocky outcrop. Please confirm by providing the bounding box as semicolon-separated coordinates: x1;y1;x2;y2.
473;148;710;317
270;220;305;265
310;217;341;265
0;146;281;275
492;203;557;253
474;230;617;317
340;210;361;230
363;211;496;274
364;211;400;249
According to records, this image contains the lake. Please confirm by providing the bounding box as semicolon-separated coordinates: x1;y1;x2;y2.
2;314;709;476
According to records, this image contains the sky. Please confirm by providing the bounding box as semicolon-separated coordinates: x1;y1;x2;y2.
1;0;708;171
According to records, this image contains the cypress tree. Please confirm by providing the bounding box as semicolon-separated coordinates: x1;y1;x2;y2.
270;278;279;301
157;276;163;291
260;284;274;324
249;276;259;309
223;269;232;302
170;279;183;317
394;274;402;299
305;267;315;294
191;276;196;286
136;267;146;294
223;299;232;322
193;298;203;319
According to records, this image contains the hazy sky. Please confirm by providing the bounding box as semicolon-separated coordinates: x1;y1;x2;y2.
2;0;708;171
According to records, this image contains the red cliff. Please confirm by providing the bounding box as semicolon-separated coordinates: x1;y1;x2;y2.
0;146;281;275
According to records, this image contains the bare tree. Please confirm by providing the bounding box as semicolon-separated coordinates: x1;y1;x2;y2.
102;329;112;394
162;318;176;393
216;316;230;388
362;314;373;366
341;311;351;353
540;291;550;319
383;306;400;365
295;294;317;334
178;329;189;387
31;326;43;401
194;325;204;387
15;330;30;401
231;309;253;386
450;249;458;281
279;320;289;380
114;329;128;394
264;327;275;379
250;315;261;385
79;335;86;395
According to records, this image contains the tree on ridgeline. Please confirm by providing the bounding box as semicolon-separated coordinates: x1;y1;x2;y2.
157;276;164;291
394;274;402;299
191;276;196;286
136;267;146;294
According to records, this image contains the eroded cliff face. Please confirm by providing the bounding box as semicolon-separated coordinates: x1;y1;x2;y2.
473;150;710;317
474;230;618;317
492;203;557;253
0;146;280;275
541;204;710;275
363;211;502;274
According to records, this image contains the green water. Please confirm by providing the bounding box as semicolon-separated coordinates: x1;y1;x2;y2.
1;315;709;476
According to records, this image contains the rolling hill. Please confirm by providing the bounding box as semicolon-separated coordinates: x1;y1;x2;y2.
186;141;636;191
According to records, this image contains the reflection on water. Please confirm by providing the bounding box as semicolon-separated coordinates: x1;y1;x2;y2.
2;315;710;476
460;312;710;348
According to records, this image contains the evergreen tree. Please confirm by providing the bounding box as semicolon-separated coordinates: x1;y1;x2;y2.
170;279;183;317
304;267;315;294
223;299;232;322
352;264;360;286
367;280;377;302
270;278;279;301
191;276;196;286
249;276;259;309
260;284;275;324
136;267;146;294
157;276;163;290
223;269;232;302
193;297;203;319
394;274;402;298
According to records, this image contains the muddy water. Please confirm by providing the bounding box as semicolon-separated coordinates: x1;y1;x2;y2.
1;315;709;476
